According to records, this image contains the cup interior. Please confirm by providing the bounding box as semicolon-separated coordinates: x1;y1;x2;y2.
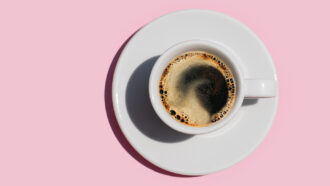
149;40;244;134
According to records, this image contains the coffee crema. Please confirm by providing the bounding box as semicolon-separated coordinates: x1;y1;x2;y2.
159;51;237;127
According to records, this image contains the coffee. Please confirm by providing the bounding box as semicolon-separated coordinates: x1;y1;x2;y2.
159;51;236;127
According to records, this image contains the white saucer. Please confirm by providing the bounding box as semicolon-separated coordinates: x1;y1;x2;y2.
112;9;278;175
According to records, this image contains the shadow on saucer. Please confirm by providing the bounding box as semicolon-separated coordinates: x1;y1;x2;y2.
104;32;195;177
242;99;259;106
126;56;193;143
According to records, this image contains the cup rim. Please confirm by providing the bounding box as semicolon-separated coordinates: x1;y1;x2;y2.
149;39;245;135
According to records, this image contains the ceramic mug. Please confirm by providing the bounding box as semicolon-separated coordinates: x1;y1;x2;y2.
149;40;277;135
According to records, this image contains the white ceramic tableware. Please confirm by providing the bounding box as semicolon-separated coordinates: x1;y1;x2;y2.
149;40;277;134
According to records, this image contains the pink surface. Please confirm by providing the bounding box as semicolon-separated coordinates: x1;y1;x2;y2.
1;0;329;185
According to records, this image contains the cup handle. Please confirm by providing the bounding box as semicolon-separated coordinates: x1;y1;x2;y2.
244;79;277;98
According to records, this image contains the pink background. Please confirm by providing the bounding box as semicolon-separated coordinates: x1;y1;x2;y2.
1;0;330;185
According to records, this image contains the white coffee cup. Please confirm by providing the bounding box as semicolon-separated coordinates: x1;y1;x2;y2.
149;40;277;135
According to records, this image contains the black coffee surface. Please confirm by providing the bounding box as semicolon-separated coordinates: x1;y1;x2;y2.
178;65;228;115
159;51;236;127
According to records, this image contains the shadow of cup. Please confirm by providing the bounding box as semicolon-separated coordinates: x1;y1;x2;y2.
125;56;193;143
